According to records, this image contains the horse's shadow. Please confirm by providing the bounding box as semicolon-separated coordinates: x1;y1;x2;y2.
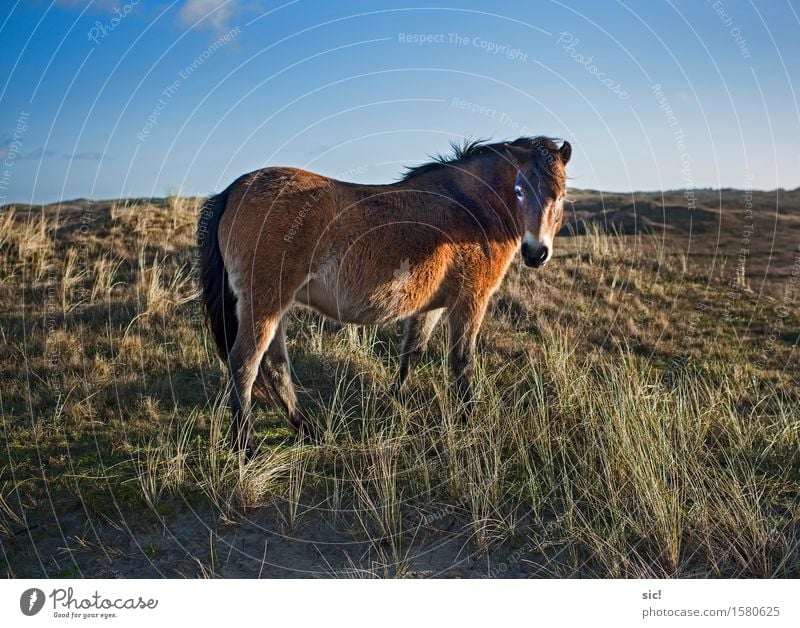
259;311;448;438
286;332;404;436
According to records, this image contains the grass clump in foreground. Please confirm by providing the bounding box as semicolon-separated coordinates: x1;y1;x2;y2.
0;194;798;577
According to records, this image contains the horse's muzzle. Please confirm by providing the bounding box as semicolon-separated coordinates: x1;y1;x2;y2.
521;242;550;268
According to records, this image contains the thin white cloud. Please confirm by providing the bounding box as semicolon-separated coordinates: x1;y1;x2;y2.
0;145;108;161
24;147;61;160
54;0;246;32
178;0;241;31
71;151;108;161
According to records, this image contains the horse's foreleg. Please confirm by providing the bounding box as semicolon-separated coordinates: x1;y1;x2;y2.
228;315;279;460
258;316;318;442
447;301;487;417
396;308;443;391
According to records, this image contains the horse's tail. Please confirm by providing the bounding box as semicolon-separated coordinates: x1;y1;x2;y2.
198;184;237;362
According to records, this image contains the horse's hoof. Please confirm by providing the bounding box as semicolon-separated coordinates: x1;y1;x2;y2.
390;382;406;397
297;423;321;445
231;433;256;460
234;440;256;462
243;444;256;461
457;406;474;425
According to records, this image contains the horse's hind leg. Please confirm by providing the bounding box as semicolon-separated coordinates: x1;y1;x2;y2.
396;308;443;391
228;315;280;460
257;316;317;441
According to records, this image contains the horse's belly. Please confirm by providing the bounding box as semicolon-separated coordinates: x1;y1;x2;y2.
294;277;377;323
295;265;441;325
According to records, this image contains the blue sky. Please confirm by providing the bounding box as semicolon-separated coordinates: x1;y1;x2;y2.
1;0;799;204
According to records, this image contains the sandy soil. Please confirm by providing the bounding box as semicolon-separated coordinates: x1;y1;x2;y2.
6;499;565;578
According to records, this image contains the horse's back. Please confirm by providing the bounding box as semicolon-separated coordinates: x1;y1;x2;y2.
216;165;514;324
221;167;337;242
223;167;334;219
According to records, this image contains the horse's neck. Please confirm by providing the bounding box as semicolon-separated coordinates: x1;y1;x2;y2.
392;157;522;237
467;156;522;236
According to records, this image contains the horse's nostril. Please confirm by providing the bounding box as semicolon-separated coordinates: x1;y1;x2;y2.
521;242;549;267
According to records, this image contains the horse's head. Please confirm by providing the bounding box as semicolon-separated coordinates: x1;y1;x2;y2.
505;137;571;268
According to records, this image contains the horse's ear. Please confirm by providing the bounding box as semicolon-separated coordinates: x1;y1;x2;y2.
559;141;572;165
503;142;529;166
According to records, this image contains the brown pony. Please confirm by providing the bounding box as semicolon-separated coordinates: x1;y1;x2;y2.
198;136;571;457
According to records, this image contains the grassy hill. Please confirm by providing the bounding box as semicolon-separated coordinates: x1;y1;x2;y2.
0;189;798;577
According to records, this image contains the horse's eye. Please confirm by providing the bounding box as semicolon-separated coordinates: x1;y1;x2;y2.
514;185;524;202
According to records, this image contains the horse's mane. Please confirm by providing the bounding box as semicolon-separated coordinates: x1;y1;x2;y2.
401;135;563;182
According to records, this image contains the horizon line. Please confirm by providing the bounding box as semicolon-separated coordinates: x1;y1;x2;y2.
2;184;799;208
